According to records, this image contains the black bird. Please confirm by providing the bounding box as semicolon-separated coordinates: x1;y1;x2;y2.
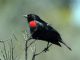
24;14;72;51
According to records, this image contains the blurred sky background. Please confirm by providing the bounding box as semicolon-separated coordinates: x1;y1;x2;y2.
0;0;80;60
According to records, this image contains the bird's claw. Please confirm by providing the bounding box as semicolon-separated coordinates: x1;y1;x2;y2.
43;47;49;52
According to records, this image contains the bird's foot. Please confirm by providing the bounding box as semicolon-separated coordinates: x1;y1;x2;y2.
43;43;52;52
43;47;49;52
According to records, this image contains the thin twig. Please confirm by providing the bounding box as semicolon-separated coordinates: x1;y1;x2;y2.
32;46;36;60
24;30;31;60
13;33;18;41
27;40;36;48
9;42;12;60
11;39;14;60
3;41;8;60
35;44;52;56
0;40;8;60
1;50;6;60
25;40;28;60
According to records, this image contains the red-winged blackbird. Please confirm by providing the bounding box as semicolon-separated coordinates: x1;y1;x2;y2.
24;14;72;51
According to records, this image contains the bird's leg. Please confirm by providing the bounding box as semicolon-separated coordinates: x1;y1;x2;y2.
44;42;52;52
44;42;49;52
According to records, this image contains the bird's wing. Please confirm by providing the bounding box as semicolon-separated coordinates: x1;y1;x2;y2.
47;25;58;33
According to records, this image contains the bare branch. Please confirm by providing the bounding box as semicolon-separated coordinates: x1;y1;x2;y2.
35;44;52;56
3;41;8;60
24;30;33;60
1;50;6;60
27;40;36;48
24;28;38;60
10;38;14;60
0;34;18;60
9;42;12;60
13;33;18;41
32;46;36;60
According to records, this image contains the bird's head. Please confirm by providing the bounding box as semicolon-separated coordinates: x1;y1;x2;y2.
24;14;41;22
24;14;44;28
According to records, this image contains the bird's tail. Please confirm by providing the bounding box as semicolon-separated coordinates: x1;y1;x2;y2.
60;40;72;51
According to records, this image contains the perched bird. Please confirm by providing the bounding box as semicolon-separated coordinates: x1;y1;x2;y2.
24;14;72;51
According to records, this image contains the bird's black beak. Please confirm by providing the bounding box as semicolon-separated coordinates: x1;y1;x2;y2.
23;15;27;18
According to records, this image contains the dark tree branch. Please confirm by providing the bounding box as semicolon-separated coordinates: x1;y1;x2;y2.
27;40;36;48
25;39;28;60
32;46;36;60
24;29;37;60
